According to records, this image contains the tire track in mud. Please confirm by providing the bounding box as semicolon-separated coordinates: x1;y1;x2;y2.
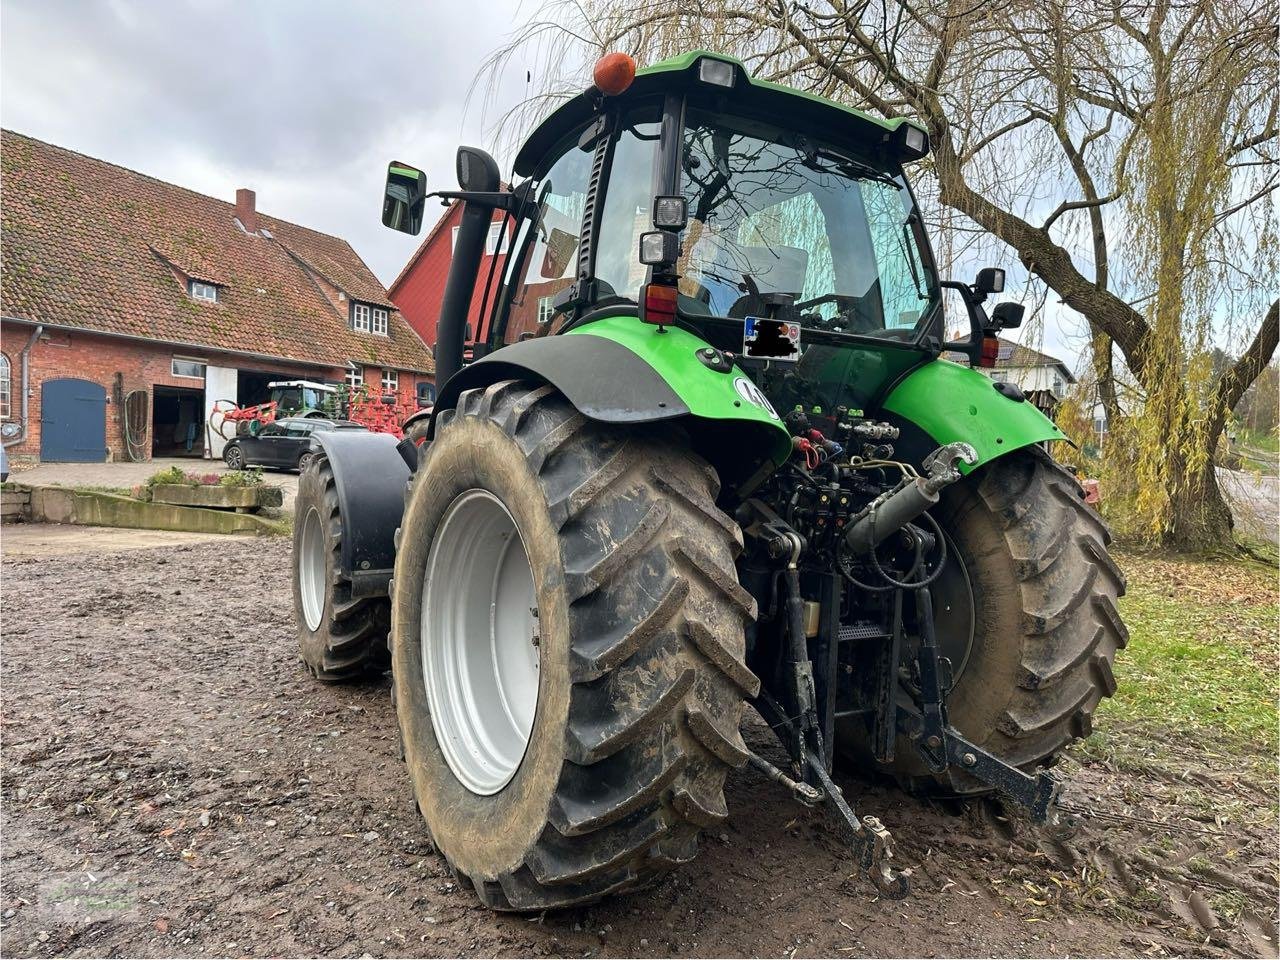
1;538;1274;957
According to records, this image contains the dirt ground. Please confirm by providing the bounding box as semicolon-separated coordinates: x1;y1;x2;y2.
2;534;1276;958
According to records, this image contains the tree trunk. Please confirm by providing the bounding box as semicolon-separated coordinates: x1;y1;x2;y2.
1162;447;1235;552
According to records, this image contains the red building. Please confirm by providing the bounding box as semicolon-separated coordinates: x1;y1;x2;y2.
388;201;516;351
1;130;435;463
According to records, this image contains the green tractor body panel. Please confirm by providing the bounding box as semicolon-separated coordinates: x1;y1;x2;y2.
881;359;1067;474
564;316;793;465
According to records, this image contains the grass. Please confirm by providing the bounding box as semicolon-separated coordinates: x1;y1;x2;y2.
1088;550;1278;766
1238;427;1279;455
1233;427;1280;474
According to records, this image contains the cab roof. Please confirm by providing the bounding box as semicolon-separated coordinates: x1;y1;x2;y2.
513;50;926;177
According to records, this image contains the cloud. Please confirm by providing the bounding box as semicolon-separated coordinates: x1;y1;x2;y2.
1;0;534;285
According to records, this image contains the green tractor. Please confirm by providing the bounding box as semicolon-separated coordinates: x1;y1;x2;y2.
293;50;1126;909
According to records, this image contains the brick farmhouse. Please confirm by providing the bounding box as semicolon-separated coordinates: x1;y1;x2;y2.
1;130;434;463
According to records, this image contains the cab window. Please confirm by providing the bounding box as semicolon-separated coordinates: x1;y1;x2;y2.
492;104;660;347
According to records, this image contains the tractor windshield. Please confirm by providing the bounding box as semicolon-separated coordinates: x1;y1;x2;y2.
675;108;937;339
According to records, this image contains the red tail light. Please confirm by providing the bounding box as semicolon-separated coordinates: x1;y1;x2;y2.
978;336;1000;368
641;282;678;325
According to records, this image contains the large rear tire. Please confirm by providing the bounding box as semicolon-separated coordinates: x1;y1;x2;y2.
292;456;391;681
837;448;1128;794
391;381;758;911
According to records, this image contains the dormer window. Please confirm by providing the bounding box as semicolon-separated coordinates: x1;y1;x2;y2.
189;280;219;302
350;302;389;336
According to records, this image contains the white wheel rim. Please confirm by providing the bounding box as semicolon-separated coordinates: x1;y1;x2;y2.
298;506;326;631
422;489;539;795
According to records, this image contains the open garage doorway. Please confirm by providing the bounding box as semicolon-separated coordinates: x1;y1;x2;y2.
153;385;205;458
236;369;277;408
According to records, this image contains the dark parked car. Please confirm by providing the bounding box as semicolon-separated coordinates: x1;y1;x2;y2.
223;418;366;472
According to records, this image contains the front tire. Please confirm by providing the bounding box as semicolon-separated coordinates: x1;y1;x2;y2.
392;381;758;911
292;456;391;681
838;448;1128;794
224;444;245;469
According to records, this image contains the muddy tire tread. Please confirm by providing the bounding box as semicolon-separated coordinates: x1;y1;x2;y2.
295;456;390;682
902;449;1127;796
417;380;755;910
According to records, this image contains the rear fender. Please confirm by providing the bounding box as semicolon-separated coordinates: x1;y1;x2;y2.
433;316;793;492
880;359;1067;474
310;430;410;597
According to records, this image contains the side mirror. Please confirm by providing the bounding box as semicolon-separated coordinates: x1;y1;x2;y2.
974;267;1005;298
988;301;1025;331
383;161;427;235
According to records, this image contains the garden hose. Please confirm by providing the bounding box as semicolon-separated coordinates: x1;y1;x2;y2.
122;389;150;462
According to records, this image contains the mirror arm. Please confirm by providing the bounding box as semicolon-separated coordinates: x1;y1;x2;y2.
939;279;989;366
428;189;524;213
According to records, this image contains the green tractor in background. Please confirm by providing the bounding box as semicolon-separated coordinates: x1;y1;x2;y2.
293;50;1126;909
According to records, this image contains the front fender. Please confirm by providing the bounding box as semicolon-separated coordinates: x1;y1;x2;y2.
434;315;793;491
310;429;409;595
880;359;1067;473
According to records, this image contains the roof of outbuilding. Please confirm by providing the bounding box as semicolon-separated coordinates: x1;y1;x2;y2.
994;337;1077;382
1;130;433;374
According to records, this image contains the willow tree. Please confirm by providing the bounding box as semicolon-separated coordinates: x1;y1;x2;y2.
485;0;1278;551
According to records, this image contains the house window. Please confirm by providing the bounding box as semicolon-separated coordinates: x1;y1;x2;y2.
189;280;218;302
381;369;399;393
485;221;509;256
1053;374;1066;397
451;221;509;256
345;366;364;389
171;357;206;379
997;343;1015;362
537;295;556;325
372;307;388;336
352;302;370;332
0;353;10;420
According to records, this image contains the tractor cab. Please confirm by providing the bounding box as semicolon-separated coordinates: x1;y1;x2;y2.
384;51;1036;471
267;379;336;417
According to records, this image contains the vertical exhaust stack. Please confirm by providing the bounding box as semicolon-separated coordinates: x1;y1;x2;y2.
433;147;501;389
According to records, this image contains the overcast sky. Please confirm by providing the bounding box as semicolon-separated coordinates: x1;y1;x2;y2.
1;0;1087;367
1;0;541;287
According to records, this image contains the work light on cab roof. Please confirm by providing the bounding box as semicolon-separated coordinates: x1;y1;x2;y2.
340;47;1126;914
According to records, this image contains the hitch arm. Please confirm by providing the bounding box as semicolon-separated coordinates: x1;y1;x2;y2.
897;705;1060;823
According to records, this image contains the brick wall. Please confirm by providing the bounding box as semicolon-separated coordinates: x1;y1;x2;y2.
0;323;431;462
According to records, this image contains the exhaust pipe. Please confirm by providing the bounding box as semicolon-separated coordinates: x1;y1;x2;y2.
433;147;501;389
843;442;977;555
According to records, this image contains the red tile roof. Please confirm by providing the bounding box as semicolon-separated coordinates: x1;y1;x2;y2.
1;130;434;374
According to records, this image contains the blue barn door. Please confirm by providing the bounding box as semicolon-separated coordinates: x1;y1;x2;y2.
40;378;108;462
